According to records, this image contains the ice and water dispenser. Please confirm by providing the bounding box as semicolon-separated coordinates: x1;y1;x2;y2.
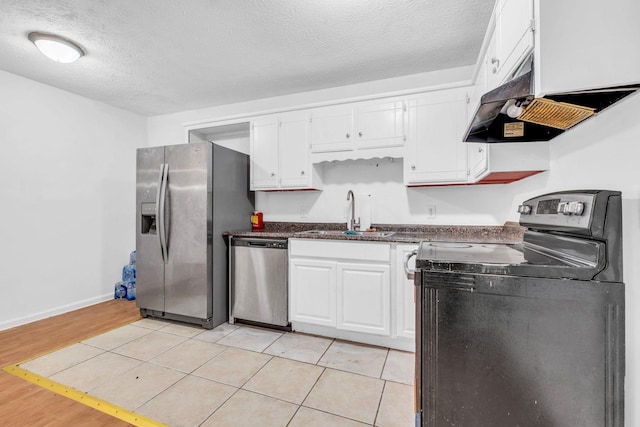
140;202;157;235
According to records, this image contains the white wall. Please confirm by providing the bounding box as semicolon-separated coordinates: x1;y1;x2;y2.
0;70;147;330
147;73;640;424
539;94;640;424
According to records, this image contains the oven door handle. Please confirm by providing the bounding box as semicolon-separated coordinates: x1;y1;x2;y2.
404;249;418;280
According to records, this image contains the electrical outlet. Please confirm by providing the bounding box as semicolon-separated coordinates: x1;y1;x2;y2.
427;205;436;219
300;206;309;218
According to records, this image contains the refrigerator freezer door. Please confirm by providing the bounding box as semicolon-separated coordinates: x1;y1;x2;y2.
136;147;166;312
163;143;212;320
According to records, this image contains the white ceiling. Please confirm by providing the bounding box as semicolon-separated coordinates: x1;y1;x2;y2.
0;0;495;116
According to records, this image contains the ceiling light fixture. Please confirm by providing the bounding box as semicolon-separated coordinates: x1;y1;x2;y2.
28;32;85;63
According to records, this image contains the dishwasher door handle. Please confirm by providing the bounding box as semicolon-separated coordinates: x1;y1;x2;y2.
247;241;268;247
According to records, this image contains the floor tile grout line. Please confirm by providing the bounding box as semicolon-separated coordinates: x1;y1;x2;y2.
302;366;386;425
131;366;188;414
82;324;155;352
298;406;376;426
379;346;391;380
285;405;303;427
372;379;388;427
314;336;336;366
18;342;106;373
108;329;192;363
238;352;274;389
196;385;242;427
298;365;326;407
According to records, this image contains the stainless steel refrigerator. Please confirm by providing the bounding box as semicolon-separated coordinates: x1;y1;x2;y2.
136;142;254;328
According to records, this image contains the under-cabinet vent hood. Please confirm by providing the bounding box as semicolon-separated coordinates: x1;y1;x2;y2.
464;57;640;143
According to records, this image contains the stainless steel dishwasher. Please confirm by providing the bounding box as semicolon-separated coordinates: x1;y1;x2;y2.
229;237;289;329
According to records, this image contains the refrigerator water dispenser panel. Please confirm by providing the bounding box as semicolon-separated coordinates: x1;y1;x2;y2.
141;202;157;235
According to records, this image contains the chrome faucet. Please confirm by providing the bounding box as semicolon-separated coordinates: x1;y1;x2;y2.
346;190;360;231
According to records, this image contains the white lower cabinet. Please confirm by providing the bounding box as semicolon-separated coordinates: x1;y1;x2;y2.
289;259;337;327
337;262;390;335
289;239;414;351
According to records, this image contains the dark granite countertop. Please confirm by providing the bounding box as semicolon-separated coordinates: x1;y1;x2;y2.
224;221;524;244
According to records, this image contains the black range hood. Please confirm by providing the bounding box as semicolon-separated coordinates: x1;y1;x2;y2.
464;58;640;143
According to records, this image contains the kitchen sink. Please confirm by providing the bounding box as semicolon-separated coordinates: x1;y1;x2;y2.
296;230;396;238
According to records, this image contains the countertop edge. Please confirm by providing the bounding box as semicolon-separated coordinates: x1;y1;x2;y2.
224;221;524;244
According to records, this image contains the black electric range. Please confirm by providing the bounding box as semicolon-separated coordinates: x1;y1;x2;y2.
413;190;625;427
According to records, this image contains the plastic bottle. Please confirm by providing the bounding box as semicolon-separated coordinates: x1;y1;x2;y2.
129;250;136;265
125;282;136;301
122;264;136;283
114;281;127;299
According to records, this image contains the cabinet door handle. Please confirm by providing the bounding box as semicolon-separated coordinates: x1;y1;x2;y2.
270;172;276;177
491;57;500;73
346;133;350;139
358;131;363;137
411;165;416;170
300;170;305;175
478;147;484;153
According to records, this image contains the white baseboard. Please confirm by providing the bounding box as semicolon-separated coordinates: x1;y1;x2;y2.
0;293;115;332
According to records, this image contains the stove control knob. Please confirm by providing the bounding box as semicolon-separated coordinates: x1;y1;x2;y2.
567;201;585;215
517;204;532;214
558;202;569;214
558;201;585;215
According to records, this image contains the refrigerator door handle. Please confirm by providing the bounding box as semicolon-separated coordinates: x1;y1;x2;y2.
155;164;165;263
158;163;169;264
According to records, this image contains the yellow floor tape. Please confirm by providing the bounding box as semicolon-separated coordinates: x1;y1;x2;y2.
3;364;167;427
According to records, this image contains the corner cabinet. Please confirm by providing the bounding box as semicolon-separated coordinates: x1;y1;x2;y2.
250;111;322;191
309;99;407;162
404;87;469;186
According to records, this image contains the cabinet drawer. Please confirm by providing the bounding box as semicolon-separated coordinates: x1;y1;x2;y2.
290;239;390;262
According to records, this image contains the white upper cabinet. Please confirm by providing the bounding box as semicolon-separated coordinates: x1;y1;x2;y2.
535;0;640;95
353;100;406;150
404;87;469;186
493;0;534;85
310;98;406;162
250;117;280;190
250;112;322;191
309;104;353;153
279;111;315;188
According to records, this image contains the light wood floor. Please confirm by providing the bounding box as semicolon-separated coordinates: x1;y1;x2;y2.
0;299;141;426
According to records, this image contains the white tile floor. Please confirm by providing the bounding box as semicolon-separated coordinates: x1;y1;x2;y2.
18;319;415;427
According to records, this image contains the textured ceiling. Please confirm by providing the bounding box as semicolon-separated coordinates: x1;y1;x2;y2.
0;0;495;116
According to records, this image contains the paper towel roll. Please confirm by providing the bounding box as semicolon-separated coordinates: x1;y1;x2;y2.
357;193;372;230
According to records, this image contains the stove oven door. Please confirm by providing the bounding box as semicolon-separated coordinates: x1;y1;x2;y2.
417;270;624;427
